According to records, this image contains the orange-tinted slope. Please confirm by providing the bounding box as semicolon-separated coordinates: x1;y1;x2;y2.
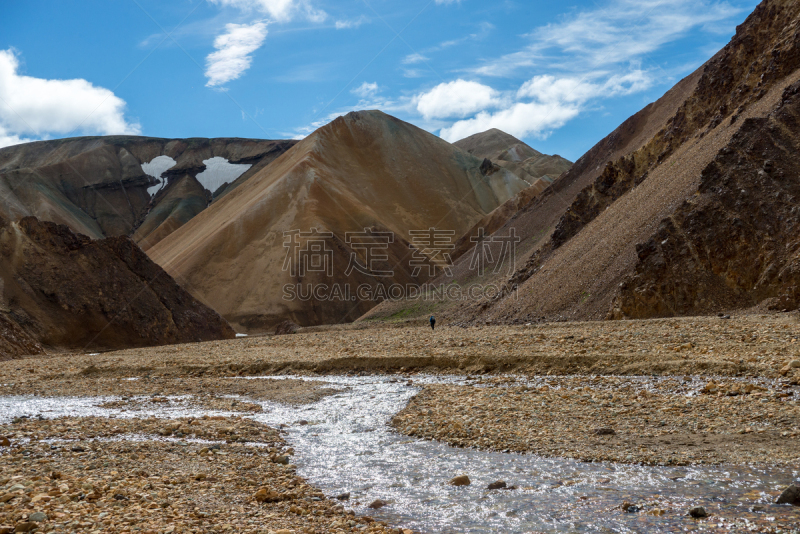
149;111;530;332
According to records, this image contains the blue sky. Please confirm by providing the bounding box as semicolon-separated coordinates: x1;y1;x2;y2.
1;0;758;161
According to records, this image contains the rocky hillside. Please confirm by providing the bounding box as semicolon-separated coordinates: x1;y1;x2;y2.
611;80;800;318
449;130;572;259
0;216;235;352
0;136;296;250
149;111;530;332
0;314;44;361
454;129;571;187
364;0;800;324
480;0;800;323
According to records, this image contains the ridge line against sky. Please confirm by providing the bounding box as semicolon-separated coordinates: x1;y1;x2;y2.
1;0;758;159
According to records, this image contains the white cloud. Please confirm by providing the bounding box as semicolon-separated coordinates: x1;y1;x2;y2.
440;101;581;143
351;82;379;98
335;15;369;29
516;70;652;104
205;21;268;87
439;69;653;142
208;0;297;22
0;130;31;149
474;0;743;76
0;49;139;147
402;53;429;65
414;79;501;120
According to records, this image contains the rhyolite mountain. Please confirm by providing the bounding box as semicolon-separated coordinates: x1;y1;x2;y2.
148;110;532;332
364;0;800;324
0;136;296;250
454;129;571;188
0;215;235;358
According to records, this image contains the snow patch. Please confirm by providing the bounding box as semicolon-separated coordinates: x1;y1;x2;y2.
141;155;177;196
196;157;251;194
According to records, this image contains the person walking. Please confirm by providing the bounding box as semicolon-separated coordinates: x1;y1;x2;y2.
430;316;436;330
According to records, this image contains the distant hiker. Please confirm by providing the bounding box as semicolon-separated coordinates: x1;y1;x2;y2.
430;316;436;330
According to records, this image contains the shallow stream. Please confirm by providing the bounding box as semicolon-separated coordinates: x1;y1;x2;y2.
1;375;799;533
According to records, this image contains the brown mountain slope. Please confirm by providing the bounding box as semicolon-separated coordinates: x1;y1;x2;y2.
362;0;800;325
478;0;800;323
611;80;800;318
0;136;296;249
361;46;702;323
0;314;44;361
0;216;235;351
148;111;530;332
449;130;573;259
454;128;571;187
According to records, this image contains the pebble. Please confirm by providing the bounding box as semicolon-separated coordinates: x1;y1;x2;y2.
392;374;799;466
449;475;471;487
689;506;708;518
0;415;403;534
368;499;388;509
487;480;507;490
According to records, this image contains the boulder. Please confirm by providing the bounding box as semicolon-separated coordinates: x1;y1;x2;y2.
776;484;800;506
449;475;471;487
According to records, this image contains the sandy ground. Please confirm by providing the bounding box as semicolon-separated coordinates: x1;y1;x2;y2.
5;313;798;383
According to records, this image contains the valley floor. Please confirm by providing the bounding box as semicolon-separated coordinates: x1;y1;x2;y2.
0;313;799;532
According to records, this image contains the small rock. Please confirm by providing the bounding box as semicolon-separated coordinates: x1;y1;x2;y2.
368;499;387;509
254;487;284;503
621;502;640;513
0;526;12;534
449;475;471;486
487;481;507;490
14;523;36;533
275;530;293;534
335;492;350;501
194;473;207;480
274;320;300;335
790;360;800;369
273;455;290;465
688;506;708;518
297;420;309;426
776;484;800;506
0;437;9;447
593;428;616;436
28;512;48;522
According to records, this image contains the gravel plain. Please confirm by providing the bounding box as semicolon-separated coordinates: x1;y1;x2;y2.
1;313;799;532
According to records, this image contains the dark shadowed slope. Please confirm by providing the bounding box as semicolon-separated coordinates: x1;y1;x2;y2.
0;216;235;352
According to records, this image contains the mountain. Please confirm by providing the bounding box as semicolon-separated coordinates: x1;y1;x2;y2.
364;0;800;324
454;129;571;187
0;216;235;354
148;110;530;332
0;136;297;250
449;130;572;260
